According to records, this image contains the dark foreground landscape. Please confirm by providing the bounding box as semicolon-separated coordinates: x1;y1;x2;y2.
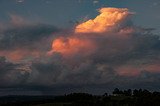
1;88;160;106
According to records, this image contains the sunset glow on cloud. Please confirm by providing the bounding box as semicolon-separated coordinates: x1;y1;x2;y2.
0;49;41;62
0;3;160;94
75;7;132;33
49;37;95;57
50;7;133;57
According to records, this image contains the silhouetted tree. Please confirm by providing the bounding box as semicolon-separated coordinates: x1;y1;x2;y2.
124;89;132;96
113;88;120;95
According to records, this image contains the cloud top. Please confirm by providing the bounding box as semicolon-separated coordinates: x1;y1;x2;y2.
75;7;132;33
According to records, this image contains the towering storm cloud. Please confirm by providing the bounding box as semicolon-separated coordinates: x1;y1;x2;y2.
0;7;160;94
49;7;134;58
75;7;132;33
48;7;160;84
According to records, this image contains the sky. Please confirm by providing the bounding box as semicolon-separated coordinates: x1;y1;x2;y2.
0;0;160;31
0;0;160;95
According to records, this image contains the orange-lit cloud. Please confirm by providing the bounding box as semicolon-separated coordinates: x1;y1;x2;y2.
145;64;160;73
50;7;133;57
75;7;132;33
1;6;160;89
116;63;160;77
49;37;95;57
116;66;141;77
0;50;41;62
49;7;160;80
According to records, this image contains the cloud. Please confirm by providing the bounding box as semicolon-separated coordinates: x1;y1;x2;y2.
0;56;30;87
9;14;29;26
46;7;160;86
93;0;99;4
0;15;60;62
16;0;25;3
75;7;133;33
48;37;96;59
0;7;160;94
0;24;58;50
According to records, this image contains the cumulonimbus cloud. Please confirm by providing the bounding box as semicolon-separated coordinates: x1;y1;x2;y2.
49;7;134;58
49;7;137;60
48;7;160;80
0;7;160;93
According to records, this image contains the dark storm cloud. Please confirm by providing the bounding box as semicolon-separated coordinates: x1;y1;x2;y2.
0;14;61;61
0;56;30;87
92;32;160;66
0;23;59;50
26;7;160;92
0;7;160;95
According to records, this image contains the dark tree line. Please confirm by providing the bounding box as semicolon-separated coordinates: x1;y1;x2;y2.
53;88;160;106
1;88;160;106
